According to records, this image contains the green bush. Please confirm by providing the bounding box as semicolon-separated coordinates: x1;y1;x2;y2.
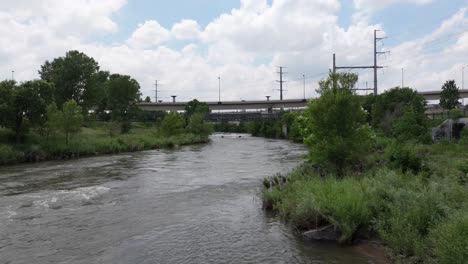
386;143;426;174
430;212;468;264
0;144;22;164
301;74;372;176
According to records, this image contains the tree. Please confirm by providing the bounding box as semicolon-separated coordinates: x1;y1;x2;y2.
392;106;429;143
439;80;460;110
316;72;359;94
144;96;152;102
105;74;141;133
301;73;372;176
187;113;213;137
0;80;55;144
370;87;426;135
184;99;209;121
160;113;185;136
39;50;100;108
59;100;84;145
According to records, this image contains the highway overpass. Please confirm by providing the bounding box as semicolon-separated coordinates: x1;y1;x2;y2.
138;90;468;112
138;99;308;112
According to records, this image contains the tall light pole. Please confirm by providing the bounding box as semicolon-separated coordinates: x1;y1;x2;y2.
463;65;467;105
401;68;404;88
218;76;221;103
303;74;306;100
11;70;14;81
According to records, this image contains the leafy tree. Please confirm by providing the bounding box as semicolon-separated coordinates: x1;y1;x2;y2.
55;100;84;145
184;99;209;121
39;50;99;108
45;103;60;141
301;73;372;176
392;106;429;143
105;74;141;133
316;72;359;94
187;113;213;137
439;80;460;110
85;70;109;114
0;80;55;143
160;113;185;136
144;96;152;102
370;87;426;135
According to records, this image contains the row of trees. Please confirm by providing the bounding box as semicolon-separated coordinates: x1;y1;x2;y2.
0;50;142;144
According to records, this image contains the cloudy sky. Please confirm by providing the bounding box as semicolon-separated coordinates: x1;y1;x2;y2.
1;0;467;102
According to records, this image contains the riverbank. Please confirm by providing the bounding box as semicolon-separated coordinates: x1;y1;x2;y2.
262;141;468;263
0;124;210;166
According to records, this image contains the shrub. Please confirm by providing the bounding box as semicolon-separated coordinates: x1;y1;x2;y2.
430;212;468;264
386;143;426;174
160;113;185;136
301;73;372;176
0;144;22;164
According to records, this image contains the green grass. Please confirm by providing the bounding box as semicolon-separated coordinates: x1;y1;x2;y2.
263;143;468;262
0;123;209;165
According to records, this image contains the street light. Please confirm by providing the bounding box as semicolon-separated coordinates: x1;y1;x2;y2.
218;76;221;103
11;70;14;81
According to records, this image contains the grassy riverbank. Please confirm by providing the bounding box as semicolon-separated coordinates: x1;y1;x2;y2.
263;141;468;263
0;123;210;165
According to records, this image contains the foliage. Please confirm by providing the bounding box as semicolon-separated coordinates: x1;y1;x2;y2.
316;72;359;94
386;143;426;174
282;112;303;142
430;212;468;264
184;99;209;121
247;120;285;139
391;106;430;143
369;87;426;136
0;80;55;143
39;50;100;108
449;108;464;119
144;96;152;102
439;80;460;110
187;113;213;137
49;100;84;145
160;113;185;136
301;73;372;176
105;74;141;122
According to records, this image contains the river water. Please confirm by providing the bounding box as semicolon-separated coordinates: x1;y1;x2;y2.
0;134;384;264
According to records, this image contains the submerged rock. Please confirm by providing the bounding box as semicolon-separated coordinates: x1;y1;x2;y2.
303;225;340;241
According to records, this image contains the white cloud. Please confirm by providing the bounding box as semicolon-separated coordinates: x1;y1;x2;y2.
171;19;201;40
0;0;467;103
127;20;171;49
354;0;433;12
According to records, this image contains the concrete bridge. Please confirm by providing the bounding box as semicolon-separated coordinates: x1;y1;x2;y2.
139;99;308;112
138;89;468;113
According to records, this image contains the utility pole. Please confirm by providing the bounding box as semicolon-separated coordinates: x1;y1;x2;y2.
276;66;287;100
333;29;386;94
154;80;158;103
374;30;387;95
303;74;306;100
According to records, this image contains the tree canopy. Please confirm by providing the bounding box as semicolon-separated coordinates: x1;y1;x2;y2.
0;80;55;143
439;80;460;110
39;50;100;109
301;73;372;176
105;74;141;122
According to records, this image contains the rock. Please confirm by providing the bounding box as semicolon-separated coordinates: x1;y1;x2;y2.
303;225;340;241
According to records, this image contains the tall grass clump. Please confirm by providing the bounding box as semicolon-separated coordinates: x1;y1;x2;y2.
430;212;468;264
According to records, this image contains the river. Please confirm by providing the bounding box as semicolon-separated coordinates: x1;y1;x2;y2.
0;134;385;264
